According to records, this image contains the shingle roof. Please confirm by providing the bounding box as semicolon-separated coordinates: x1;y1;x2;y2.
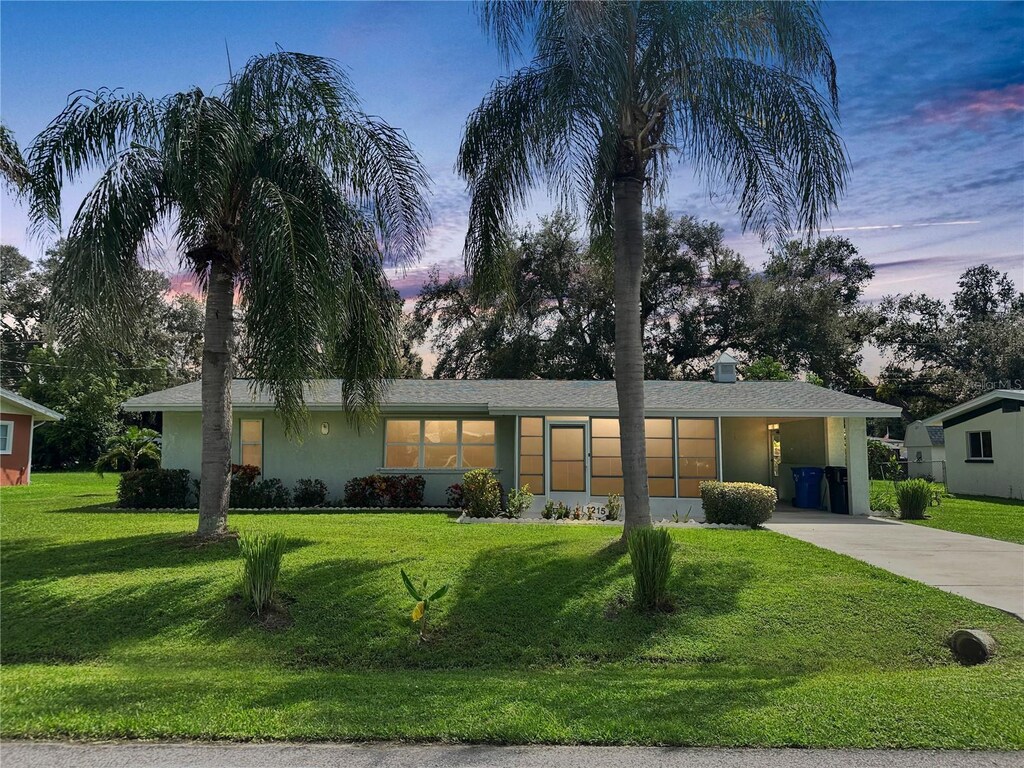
123;379;901;417
926;426;945;446
0;387;63;421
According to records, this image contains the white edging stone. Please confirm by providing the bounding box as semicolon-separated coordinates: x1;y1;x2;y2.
455;514;752;530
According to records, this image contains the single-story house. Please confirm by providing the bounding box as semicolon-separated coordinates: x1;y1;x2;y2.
124;360;900;516
904;420;945;481
0;388;63;486
925;389;1024;500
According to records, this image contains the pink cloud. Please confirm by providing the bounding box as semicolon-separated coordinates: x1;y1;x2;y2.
915;83;1024;128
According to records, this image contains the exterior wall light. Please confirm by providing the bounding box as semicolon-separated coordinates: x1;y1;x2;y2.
320;422;330;436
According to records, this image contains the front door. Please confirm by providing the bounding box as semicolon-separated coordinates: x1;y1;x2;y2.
549;423;587;498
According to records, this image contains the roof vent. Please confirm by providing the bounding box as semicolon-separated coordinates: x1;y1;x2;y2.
713;352;737;383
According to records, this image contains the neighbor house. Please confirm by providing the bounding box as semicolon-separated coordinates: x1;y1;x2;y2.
0;388;63;486
925;389;1024;500
904;420;946;481
124;359;900;516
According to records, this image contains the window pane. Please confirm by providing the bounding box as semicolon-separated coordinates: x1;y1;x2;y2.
521;474;544;494
678;438;716;458
462;420;495;444
645;418;672;438
678;479;702;497
387;420;420;444
591;418;620;438
424;420;457;444
646;437;673;458
519;454;543;475
649;477;675;497
240;419;262;443
521;417;543;437
551;427;584;459
679;457;717;478
385;444;419;468
591;476;624;495
591;437;621;457
982;431;992;457
677;419;715;439
462;444;496;468
648;457;674;477
592;456;622;477
520;436;543;456
0;423;9;449
240;444;262;469
968;432;981;458
424;444;458;469
551;461;585;491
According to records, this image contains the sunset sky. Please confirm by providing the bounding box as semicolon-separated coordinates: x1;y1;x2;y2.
2;1;1022;314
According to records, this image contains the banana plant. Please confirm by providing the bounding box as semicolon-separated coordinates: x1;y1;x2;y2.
400;569;449;642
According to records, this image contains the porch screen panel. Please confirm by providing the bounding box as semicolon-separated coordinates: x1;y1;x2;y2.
646;418;675;497
677;418;717;497
240;419;263;470
590;418;623;496
518;417;545;493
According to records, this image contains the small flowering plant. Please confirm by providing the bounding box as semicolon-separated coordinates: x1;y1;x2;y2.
401;569;449;642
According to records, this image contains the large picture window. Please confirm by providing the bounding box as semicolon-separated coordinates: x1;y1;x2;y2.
677;418;717;497
966;430;993;460
518;417;544;493
239;419;263;470
590;417;677;497
384;419;495;470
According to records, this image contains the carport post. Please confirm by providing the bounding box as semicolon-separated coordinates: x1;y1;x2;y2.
845;417;870;515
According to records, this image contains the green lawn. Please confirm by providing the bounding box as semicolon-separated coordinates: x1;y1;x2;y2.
872;479;1024;544
3;473;1024;748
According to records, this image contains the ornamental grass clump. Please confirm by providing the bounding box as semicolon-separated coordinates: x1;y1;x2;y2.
895;479;932;520
239;532;287;616
627;527;674;613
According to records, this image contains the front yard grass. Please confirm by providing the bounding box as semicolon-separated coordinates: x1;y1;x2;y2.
872;479;1024;544
2;473;1024;747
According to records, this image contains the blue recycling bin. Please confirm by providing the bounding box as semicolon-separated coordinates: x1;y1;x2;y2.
791;467;824;509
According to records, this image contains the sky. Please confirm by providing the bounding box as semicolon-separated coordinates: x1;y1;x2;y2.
2;1;1022;327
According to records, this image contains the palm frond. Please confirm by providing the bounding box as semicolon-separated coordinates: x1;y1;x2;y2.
0;123;32;194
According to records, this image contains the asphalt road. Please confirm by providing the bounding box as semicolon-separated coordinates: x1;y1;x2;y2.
3;742;1023;768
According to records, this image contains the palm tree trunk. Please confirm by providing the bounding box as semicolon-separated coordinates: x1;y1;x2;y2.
197;258;234;537
613;175;652;537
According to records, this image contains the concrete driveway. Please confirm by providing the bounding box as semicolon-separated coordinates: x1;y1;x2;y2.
766;511;1024;619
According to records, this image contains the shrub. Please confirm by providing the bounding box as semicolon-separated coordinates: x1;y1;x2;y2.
229;464;262;508
627;527;674;612
239;531;287;616
700;480;776;527
505;485;534;519
446;483;464;509
870;484;898;515
343;474;425;508
460;468;503;517
117;468;193;509
895;478;931;520
605;492;621;521
248;479;292;509
293;478;328;507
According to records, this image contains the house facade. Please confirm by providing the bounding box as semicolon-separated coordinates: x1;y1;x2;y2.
926;389;1024;500
904;420;946;481
124;371;900;516
0;388;63;486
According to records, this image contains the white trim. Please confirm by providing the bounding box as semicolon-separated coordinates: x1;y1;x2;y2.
925;389;1024;425
0;388;63;421
0;420;13;454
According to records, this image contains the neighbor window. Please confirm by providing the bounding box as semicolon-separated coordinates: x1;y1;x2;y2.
589;417;676;497
966;430;993;460
239;419;263;470
518;417;545;493
677;418;718;497
0;421;13;455
384;419;495;470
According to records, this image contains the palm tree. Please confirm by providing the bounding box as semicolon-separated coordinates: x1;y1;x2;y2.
0;123;32;193
95;426;162;475
28;52;430;537
459;2;848;535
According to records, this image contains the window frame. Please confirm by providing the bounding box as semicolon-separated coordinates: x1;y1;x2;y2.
383;418;496;470
0;420;13;455
965;430;993;461
239;418;264;470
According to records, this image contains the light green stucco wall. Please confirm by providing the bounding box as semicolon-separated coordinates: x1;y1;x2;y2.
720;417;771;485
161;410;516;506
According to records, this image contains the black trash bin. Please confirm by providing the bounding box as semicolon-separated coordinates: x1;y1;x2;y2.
824;466;849;515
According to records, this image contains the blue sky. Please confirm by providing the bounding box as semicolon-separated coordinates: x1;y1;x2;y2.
2;1;1022;310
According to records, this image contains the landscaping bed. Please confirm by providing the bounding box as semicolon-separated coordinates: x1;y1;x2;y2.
2;473;1024;748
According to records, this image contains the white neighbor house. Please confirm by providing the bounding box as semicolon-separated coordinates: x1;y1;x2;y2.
925;389;1024;500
